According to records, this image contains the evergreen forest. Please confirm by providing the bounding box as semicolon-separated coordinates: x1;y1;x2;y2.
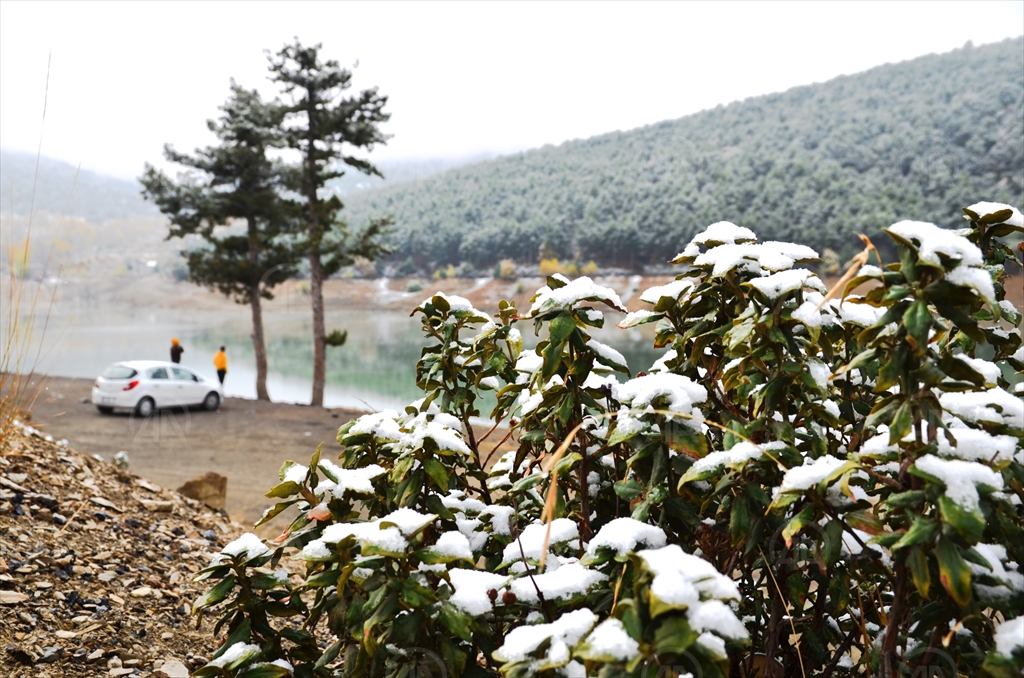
343;38;1023;270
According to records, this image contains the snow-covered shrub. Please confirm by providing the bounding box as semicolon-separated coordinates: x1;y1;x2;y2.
193;203;1023;678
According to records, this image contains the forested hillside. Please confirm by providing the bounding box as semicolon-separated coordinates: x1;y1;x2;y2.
0;149;157;223
346;38;1023;270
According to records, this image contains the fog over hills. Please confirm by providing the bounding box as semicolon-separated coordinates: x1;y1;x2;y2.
0;150;158;223
4;38;1021;273
0;149;491;224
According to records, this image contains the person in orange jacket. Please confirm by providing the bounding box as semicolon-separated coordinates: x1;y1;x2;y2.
170;338;184;363
213;346;228;385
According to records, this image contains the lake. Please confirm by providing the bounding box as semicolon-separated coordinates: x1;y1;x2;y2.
20;302;665;412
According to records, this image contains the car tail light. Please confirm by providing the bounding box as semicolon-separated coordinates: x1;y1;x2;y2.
94;380;100;389
123;380;139;391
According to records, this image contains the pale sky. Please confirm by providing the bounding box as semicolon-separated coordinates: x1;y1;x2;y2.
1;1;1022;180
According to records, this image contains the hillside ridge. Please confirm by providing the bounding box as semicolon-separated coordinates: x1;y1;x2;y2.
343;37;1024;269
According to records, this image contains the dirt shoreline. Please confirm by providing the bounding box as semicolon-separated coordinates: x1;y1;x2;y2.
19;374;514;535
19;375;363;532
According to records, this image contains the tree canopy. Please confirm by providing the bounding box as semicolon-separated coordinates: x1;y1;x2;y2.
139;83;296;400
267;39;393;406
342;38;1023;270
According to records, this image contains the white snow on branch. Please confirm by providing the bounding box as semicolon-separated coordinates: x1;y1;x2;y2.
913;454;1003;511
494;608;597;665
502;519;579;563
693;241;818;277
940;388;1023;428
965;201;1024;228
993;615;1024;657
585;518;667;557
221;533;269;561
509;562;606;602
887;220;983;267
777;455;847;494
613;373;707;430
318;460;386;497
447;569;509;615
581;618;640;661
587;339;627;368
748;268;825;300
639;278;697;304
687;441;787;477
529;277;626;315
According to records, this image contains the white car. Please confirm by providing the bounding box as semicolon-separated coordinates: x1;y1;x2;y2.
92;360;222;416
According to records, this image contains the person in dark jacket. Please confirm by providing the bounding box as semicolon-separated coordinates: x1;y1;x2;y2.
170;338;184;363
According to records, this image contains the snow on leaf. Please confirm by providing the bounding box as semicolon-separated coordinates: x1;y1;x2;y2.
493;608;597;665
639;278;696;305
747;268;825;300
965;201;1024;228
585;517;667;557
529;276;627;315
887;220;984;267
509;562;606;602
939;388;1023;428
221;533;269;561
502;518;579;563
912;454;1003;511
577;618;640;662
447;569;509;615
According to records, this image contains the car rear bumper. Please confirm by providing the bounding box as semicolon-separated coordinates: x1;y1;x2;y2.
91;387;137;409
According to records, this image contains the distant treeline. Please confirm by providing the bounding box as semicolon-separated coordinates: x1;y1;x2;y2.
345;38;1023;270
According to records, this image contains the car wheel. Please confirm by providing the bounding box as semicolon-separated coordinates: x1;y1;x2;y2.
96;406;114;415
203;392;220;411
135;397;155;418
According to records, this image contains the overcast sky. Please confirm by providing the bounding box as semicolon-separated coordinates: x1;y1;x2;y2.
1;1;1022;180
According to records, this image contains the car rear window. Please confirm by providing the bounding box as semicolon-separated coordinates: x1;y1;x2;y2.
101;365;138;379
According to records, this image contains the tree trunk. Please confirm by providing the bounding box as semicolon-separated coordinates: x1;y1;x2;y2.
249;287;270;401
309;250;326;407
247;217;271;401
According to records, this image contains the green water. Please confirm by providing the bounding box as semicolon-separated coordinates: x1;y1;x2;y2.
28;305;665;411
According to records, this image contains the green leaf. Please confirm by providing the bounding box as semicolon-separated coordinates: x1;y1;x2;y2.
904;300;932;355
423;457;450;491
907;546;931;599
254;500;298;527
653;616;699;655
939;494;985;543
823;519;844;567
439;601;473;642
935;537;972;607
194;575;236;610
892;517;939;551
888;401;914;444
782;505;816;547
265;481;301;499
886;490;926;509
212;618;252;660
314;639;343;671
614;478;644;500
401;578;437;607
730;494;751;546
303;568;342;589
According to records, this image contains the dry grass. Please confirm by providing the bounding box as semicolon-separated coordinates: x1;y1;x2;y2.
0;54;73;444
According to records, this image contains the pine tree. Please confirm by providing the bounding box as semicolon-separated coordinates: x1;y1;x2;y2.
140;83;297;401
267;39;392;407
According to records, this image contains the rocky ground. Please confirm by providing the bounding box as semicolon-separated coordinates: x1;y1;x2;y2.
0;421;247;677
